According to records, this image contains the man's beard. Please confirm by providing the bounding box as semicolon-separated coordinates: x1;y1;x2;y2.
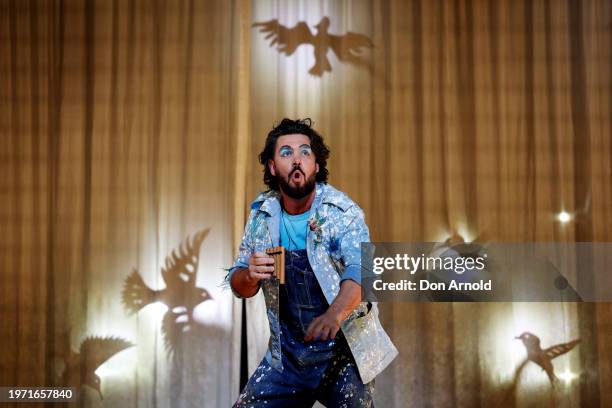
277;168;316;199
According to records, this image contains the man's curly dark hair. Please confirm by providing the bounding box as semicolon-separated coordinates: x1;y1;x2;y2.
259;118;330;191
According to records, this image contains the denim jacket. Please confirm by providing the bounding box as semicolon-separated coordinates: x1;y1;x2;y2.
227;183;398;384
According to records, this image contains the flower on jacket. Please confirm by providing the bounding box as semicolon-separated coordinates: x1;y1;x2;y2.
309;212;326;248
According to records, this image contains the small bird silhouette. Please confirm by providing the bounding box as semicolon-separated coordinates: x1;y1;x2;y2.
515;331;580;385
122;229;213;360
253;16;374;76
57;331;133;400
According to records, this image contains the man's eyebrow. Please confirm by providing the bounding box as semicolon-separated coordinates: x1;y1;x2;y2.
278;144;311;150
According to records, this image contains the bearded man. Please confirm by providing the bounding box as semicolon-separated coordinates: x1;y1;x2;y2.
227;118;397;407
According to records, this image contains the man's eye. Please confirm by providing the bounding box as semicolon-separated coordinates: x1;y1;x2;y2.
280;149;292;157
300;148;312;156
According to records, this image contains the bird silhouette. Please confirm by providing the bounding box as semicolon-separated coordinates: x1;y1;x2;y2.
515;331;580;386
122;229;213;360
56;330;133;400
253;16;374;76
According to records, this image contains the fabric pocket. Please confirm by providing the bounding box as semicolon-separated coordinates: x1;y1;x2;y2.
296;267;319;307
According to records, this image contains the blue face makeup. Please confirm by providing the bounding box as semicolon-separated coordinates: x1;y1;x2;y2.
279;146;293;158
299;145;312;157
279;144;312;159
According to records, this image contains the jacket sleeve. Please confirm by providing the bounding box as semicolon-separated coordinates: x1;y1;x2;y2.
339;207;370;285
225;208;260;298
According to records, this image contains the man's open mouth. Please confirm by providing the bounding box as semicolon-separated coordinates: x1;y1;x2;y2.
290;169;304;181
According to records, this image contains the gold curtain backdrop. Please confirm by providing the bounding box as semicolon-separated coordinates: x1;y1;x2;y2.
1;0;246;406
1;0;611;407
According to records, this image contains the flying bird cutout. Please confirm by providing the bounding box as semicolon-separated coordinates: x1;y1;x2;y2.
253;16;374;76
55;328;134;400
122;229;213;360
515;331;581;386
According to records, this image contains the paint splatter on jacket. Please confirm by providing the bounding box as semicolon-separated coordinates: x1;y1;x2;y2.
227;182;398;384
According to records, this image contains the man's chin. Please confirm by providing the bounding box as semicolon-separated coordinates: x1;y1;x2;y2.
289;179;304;189
284;187;311;200
279;177;316;200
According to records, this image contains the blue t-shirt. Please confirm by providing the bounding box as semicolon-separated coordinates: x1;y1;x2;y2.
280;209;310;250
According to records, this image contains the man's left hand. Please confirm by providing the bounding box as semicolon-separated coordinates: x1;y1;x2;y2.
304;311;342;342
304;280;362;342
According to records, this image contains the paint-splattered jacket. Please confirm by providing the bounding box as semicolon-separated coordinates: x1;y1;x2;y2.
227;182;398;384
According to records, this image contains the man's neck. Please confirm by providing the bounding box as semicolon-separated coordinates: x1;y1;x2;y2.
280;188;316;215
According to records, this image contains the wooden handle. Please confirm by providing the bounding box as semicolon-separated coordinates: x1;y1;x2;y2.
266;246;285;284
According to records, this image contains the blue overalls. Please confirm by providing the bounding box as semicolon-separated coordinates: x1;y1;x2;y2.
234;249;375;407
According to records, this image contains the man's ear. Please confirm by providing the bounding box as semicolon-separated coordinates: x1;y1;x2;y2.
268;159;276;176
315;162;320;174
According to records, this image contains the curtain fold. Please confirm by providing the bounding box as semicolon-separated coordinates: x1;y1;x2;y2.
1;0;248;406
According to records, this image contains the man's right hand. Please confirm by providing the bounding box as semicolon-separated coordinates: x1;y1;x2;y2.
230;252;275;298
246;251;275;282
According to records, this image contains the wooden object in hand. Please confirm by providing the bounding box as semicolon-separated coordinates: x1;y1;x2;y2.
266;246;285;284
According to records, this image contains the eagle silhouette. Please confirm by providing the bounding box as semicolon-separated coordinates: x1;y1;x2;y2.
253;16;374;76
56;328;134;400
122;229;213;360
515;331;581;386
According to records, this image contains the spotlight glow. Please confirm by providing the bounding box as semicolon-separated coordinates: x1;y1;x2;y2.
94;345;136;378
557;211;572;223
557;369;578;384
455;224;474;243
147;301;169;316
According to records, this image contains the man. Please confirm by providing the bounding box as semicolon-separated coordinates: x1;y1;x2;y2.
227;118;397;407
